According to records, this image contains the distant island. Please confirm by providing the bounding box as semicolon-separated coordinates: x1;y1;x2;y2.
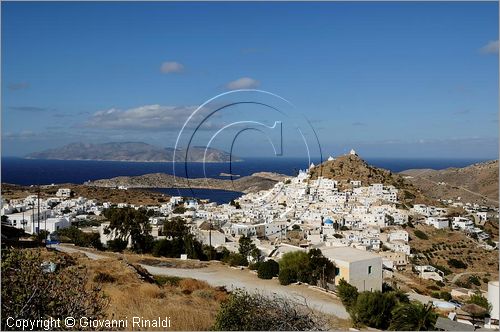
25;142;242;163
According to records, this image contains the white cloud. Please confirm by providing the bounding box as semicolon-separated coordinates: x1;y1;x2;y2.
160;61;184;74
225;77;260;90
83;104;203;130
480;40;499;54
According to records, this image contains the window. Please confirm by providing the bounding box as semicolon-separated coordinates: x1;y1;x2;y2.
368;265;372;274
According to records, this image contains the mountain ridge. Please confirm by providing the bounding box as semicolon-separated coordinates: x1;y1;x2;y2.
25;142;242;163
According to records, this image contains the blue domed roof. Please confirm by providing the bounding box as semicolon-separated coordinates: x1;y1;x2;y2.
324;219;334;224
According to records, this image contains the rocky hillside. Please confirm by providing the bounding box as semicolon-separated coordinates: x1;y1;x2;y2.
401;160;499;206
86;172;283;194
26;142;241;163
309;154;437;205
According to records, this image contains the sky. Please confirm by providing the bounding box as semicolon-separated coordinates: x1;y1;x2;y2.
2;1;499;159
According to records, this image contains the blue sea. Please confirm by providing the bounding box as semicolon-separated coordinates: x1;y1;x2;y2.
1;157;490;203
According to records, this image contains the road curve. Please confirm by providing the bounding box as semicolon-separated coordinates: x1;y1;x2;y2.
141;263;349;319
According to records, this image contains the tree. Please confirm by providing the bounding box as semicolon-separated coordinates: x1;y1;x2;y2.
337;279;359;311
212;290;324;331
389;302;437;331
447;258;468;269
307;248;335;287
104;207;153;253
1;249;108;330
57;226;103;250
467;292;492;311
278;268;296;285
413;230;429;240
223;253;248;267
278;251;309;284
163;217;189;239
257;260;279;279
107;238;128;252
238;236;259;261
351;291;398;329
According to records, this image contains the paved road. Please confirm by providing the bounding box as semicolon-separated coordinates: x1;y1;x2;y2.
142;264;349;319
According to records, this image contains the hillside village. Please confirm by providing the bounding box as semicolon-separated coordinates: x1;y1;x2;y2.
2;152;499;330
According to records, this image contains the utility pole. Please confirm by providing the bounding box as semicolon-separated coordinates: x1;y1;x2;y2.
37;185;41;235
208;220;212;260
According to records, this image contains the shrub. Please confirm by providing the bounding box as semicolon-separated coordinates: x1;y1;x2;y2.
93;271;117;283
431;291;440;299
278;251;308;282
440;292;452;301
212;290;325;331
337;279;359;311
431;264;452;276
389;302;437;331
257;260;279;279
154;275;182;287
223;253;248;267
468;292;492;311
448;258;468;269
248;261;261;271
193;289;215;300
468;275;481;286
106;238;128;252
351;291;397;329
435;280;445;287
483;277;490;283
1;249;107;330
278;268;296;285
414;230;429;240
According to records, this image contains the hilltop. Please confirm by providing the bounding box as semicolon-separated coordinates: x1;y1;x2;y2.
86;172;284;194
401;160;499;206
25;142;241;163
309;153;437;205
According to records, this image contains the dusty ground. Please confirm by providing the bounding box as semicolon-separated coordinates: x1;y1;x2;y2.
54;245;351;329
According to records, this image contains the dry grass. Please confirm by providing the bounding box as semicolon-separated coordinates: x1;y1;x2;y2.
77;255;227;330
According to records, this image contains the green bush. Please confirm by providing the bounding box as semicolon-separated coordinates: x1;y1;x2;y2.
106;238;129;252
248;261;261;271
414;230;429;240
440;292;452;301
154;275;182;287
468;292;492;311
389;302;437;331
431;291;440;299
447;258;468;269
351;291;397;329
337;279;359;310
278;268;296;285
468;275;481;286
224;253;248;267
257;260;279;279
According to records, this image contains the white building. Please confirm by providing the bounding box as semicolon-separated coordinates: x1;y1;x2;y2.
56;188;72;198
426;217;449;229
487;281;499;323
452;217;474;231
321;246;383;292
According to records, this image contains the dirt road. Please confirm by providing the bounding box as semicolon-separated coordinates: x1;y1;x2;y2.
142;263;349;319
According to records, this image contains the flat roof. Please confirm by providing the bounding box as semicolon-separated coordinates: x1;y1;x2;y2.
320;246;381;262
